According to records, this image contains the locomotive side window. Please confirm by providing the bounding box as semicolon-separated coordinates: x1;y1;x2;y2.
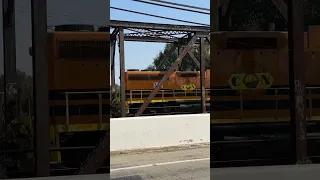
58;40;108;59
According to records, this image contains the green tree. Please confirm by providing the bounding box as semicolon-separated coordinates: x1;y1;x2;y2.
230;0;320;31
0;71;34;173
230;0;284;30
146;43;210;71
110;84;121;118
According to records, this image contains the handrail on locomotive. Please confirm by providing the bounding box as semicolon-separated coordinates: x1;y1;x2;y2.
127;89;210;103
0;90;110;131
62;91;109;132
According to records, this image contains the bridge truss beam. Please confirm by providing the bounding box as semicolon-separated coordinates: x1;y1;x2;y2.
110;20;210;117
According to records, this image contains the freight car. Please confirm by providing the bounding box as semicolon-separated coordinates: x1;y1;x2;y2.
210;26;320;138
125;70;210;115
30;24;109;169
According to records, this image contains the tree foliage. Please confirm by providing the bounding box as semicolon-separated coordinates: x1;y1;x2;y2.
110;84;121;118
146;43;210;71
0;71;34;172
231;0;320;31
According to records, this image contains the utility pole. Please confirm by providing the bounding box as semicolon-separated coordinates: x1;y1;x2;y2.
2;0;16;77
287;0;308;164
31;0;50;176
1;0;17;178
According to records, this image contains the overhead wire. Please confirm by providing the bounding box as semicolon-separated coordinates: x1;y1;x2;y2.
15;4;209;27
15;3;208;55
16;3;274;58
147;0;210;11
110;6;209;26
131;0;210;15
11;4;209;73
15;4;210;42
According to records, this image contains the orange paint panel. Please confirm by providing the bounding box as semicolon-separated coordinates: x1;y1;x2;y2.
210;30;320;120
47;31;110;127
125;70;210;90
48;32;109;90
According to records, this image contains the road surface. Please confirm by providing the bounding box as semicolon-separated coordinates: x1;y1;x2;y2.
211;164;320;180
110;143;210;180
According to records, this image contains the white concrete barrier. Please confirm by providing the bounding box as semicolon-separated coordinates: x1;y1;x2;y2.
110;113;210;151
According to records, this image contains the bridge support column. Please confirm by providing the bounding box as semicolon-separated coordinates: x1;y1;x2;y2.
200;37;206;113
110;28;118;92
287;0;308;164
31;0;50;176
118;28;126;117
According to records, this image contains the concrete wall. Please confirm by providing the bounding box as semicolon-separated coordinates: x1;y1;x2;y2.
110;113;210;151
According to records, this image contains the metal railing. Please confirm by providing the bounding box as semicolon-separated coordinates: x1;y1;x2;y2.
127;86;320;117
0;90;110;131
209;87;318;119
127;89;211;103
61;91;109;131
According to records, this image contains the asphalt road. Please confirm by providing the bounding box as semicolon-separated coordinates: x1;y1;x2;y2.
211;164;320;180
109;142;320;180
110;143;210;180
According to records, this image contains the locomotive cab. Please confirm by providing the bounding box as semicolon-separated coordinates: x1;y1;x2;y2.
29;24;110;169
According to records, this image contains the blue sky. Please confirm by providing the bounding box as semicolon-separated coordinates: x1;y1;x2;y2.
111;0;209;84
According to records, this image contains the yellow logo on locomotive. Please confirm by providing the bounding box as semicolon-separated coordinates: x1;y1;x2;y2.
227;72;274;90
181;84;196;91
243;73;259;88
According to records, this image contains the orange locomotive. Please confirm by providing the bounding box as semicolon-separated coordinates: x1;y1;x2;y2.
30;24;109;167
125;70;210;115
210;26;320;136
